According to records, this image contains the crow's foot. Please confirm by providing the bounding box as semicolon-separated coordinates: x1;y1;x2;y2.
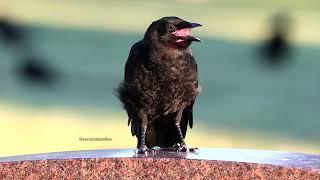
134;145;156;155
173;144;199;154
173;143;189;153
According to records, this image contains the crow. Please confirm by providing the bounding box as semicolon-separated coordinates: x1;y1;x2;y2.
117;16;202;154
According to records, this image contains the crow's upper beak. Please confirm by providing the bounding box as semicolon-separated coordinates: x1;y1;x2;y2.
189;22;202;29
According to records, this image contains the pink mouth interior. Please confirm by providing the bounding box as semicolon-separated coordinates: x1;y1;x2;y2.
172;28;190;42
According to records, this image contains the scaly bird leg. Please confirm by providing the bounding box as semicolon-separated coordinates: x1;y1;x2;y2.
174;124;199;153
173;108;199;153
174;123;188;152
134;113;155;155
173;109;189;152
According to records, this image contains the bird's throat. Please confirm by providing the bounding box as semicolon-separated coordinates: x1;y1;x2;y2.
173;28;191;43
173;28;191;38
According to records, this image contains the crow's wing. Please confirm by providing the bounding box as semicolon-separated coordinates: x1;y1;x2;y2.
180;55;198;137
180;101;194;138
122;40;149;137
124;40;148;82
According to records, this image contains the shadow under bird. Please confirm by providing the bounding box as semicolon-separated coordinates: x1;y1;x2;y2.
117;16;202;154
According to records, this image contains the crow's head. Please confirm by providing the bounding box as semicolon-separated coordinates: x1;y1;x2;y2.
144;16;202;49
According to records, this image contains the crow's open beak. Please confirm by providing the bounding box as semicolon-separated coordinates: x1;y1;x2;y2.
173;21;202;43
187;22;202;42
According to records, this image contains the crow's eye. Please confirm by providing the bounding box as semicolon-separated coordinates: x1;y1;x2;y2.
167;24;176;32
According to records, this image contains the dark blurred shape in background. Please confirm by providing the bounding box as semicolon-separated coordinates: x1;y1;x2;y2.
0;17;24;45
260;11;293;67
15;56;59;86
0;15;59;87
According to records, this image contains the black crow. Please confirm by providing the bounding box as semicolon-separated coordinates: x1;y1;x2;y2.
117;16;202;154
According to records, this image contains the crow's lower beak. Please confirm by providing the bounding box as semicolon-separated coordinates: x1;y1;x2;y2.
183;36;201;42
190;36;202;42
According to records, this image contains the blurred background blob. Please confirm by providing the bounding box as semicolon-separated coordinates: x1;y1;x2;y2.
259;11;293;67
0;0;320;157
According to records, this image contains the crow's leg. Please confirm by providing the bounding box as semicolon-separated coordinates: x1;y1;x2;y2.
174;109;189;153
173;124;199;153
174;124;188;152
172;108;199;153
134;112;155;155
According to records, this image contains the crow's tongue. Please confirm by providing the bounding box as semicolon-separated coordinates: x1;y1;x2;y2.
173;28;190;37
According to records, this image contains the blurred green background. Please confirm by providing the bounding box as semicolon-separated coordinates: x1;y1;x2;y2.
0;0;320;157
